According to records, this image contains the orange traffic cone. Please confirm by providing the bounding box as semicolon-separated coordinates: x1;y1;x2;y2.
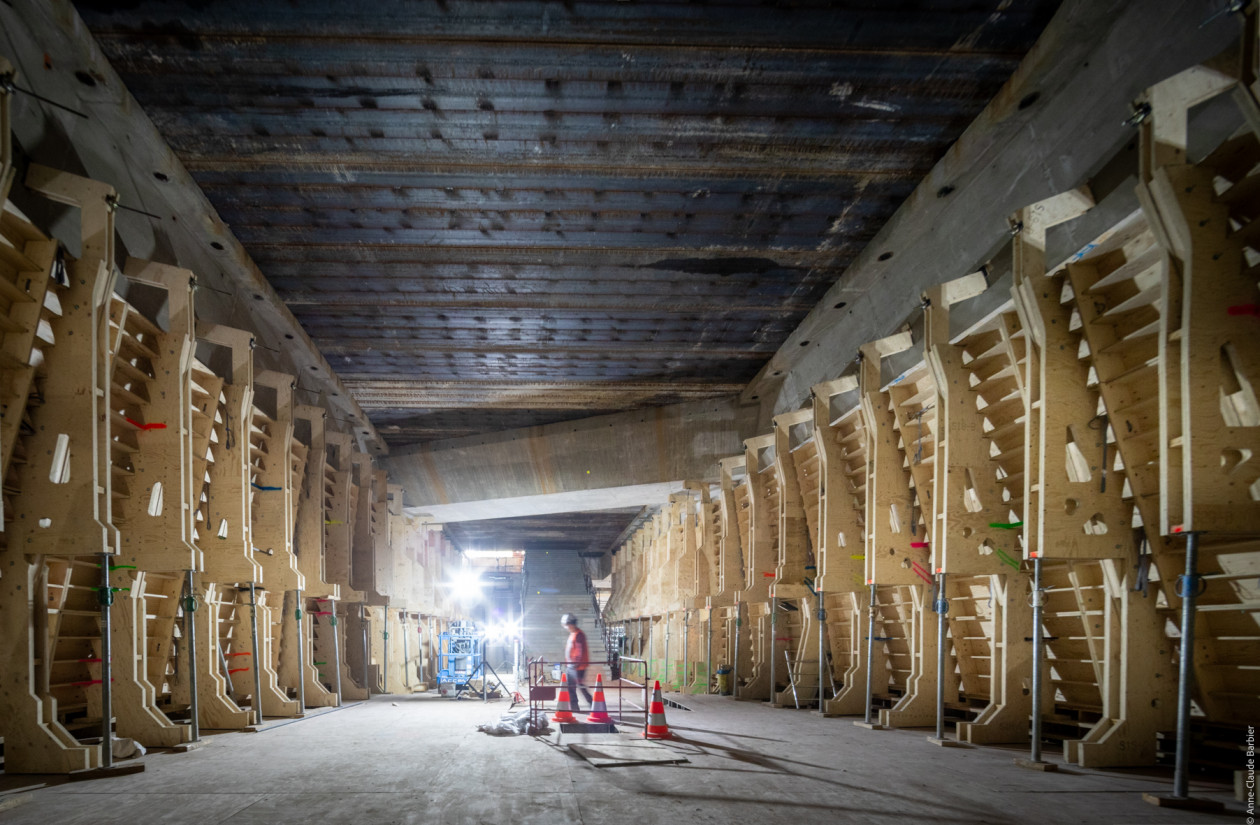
552;672;578;723
643;679;671;739
586;673;613;724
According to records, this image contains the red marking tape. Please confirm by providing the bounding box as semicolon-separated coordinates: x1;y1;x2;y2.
226;651;252;657
911;541;930;549
228;667;250;674
761;572;775;577
124;415;167;431
910;562;933;585
311;610;333;615
1227;304;1260;317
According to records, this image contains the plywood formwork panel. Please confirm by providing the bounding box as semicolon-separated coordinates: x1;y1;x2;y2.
0;196;74;763
0;141;424;775
339;601;376;698
857;336;937;728
1013;190;1132;561
736;436;775;701
771;409;821;708
10;165;117;557
183;579;249;731
812;379;870;715
323;432;361;601
108;571;189;747
198;325;262;586
944;306;1042;745
685;488;720;693
186;326;261;731
293;406;338;601
99;260;202;746
0;168;118;774
1135;59;1260;727
351;455;388;606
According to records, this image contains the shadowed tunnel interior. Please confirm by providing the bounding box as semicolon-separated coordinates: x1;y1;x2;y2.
74;0;1060;451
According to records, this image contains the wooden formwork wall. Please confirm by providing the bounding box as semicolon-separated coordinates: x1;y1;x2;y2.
0;151;468;773
602;46;1259;769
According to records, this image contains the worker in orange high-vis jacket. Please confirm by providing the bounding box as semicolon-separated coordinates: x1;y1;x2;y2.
562;613;593;711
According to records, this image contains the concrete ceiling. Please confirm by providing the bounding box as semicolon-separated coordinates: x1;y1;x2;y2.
73;0;1061;448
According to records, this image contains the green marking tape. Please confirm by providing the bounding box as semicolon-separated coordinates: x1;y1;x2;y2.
988;521;1023;530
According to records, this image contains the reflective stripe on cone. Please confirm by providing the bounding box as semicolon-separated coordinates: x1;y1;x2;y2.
643;679;671;739
552;671;577;723
587;673;613;724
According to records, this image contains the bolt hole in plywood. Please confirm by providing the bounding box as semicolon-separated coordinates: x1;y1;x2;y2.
147;481;163;517
1064;427;1092;483
1220;342;1258;425
1083;513;1108;535
963;468;984;512
50;432;70;483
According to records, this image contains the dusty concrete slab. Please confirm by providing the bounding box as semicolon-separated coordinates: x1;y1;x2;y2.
0;694;1243;825
569;734;689;768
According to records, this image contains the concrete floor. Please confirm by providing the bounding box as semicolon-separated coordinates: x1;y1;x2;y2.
0;694;1243;824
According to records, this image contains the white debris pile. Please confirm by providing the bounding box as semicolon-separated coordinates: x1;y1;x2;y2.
112;738;146;759
476;708;550;736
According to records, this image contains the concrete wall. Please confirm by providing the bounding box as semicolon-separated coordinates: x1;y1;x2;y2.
385;396;762;509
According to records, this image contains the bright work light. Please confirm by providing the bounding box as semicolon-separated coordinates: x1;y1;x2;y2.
442;569;487;603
